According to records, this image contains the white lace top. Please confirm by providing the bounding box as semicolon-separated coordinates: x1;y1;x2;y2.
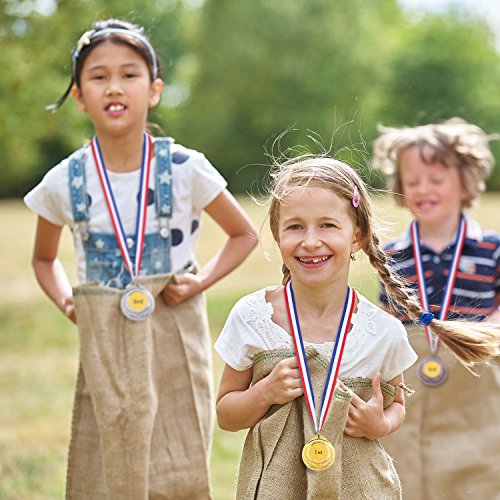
215;287;417;381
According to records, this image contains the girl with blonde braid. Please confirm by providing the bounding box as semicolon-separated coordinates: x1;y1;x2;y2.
214;155;499;499
373;118;500;500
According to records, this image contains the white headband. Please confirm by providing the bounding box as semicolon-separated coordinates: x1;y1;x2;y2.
71;28;159;79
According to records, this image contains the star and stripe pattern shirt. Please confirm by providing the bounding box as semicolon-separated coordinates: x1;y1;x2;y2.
380;217;500;323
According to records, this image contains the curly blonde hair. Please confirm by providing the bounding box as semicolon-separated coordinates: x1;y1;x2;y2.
267;154;500;367
372;118;496;208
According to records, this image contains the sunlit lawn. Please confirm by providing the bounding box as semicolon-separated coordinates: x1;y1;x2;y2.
0;194;498;498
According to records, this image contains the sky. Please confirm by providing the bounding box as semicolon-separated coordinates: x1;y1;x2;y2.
14;0;500;47
398;0;500;46
399;0;498;14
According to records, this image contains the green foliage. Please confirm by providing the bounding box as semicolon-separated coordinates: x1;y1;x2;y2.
374;11;500;189
1;0;500;196
169;0;403;191
377;13;499;122
0;0;187;197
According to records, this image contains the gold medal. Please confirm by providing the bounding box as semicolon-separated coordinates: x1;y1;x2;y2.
120;286;155;321
285;283;355;474
418;354;447;387
302;434;335;471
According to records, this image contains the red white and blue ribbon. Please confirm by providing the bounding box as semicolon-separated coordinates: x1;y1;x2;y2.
285;282;356;434
410;217;467;353
90;133;153;280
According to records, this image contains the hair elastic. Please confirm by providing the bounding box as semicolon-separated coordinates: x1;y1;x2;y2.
418;312;435;326
71;28;159;80
352;185;361;207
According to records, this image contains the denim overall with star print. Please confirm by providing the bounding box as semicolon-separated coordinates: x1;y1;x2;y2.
65;137;214;499
68;138;173;288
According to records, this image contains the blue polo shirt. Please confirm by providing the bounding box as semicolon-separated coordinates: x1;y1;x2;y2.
380;217;500;323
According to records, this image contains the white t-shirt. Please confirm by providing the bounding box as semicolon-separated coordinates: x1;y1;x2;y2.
24;140;227;282
215;287;417;381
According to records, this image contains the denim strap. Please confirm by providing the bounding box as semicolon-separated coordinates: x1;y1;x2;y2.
68;146;90;223
154;138;173;239
68;139;174;238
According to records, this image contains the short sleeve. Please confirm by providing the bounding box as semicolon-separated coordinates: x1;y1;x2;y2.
24;160;69;227
188;150;227;211
214;295;269;371
380;318;417;381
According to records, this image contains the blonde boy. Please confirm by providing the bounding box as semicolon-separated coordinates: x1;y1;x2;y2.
372;118;500;500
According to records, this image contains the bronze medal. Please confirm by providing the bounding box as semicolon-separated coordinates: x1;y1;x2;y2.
120;286;155;321
302;434;336;471
418;354;447;387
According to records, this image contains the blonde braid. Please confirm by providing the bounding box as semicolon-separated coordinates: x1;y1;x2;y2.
366;231;500;367
365;231;423;321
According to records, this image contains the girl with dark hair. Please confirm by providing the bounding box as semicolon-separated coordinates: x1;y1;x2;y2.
25;19;257;499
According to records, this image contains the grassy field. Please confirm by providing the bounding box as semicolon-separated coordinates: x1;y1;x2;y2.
1;194;499;499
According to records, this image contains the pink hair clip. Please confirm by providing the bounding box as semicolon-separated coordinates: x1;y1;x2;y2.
352;186;361;208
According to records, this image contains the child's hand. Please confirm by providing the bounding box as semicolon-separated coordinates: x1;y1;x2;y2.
63;296;77;324
261;357;303;405
161;273;203;306
344;372;389;440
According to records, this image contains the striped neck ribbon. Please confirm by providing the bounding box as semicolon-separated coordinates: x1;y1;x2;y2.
90;133;153;280
284;282;356;434
410;217;467;353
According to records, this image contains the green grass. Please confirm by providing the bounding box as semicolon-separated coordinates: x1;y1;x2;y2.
1;195;499;498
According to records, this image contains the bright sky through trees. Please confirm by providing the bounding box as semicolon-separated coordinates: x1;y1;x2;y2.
399;0;500;47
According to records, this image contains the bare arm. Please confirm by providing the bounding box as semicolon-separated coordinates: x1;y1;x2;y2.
32;216;76;323
162;189;257;305
344;372;406;440
216;357;303;432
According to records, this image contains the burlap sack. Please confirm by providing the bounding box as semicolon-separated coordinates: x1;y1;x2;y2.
237;349;401;500
382;326;500;500
66;274;213;500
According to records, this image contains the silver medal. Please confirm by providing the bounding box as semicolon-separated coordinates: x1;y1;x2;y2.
120;285;155;321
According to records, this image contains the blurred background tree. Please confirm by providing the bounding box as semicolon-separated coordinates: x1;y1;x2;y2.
1;0;500;197
373;10;500;189
169;0;403;190
0;0;187;196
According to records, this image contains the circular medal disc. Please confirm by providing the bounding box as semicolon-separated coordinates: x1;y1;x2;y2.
302;435;335;471
418;355;448;387
120;287;155;321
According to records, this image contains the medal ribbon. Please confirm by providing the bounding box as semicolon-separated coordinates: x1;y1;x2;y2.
285;282;356;434
410;217;467;353
90;134;153;279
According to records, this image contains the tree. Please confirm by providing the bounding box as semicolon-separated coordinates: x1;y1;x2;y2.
2;0;500;196
168;0;402;193
374;11;500;188
0;0;187;197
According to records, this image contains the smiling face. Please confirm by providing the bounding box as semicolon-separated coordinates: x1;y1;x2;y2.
71;41;163;138
277;186;361;288
399;145;468;227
